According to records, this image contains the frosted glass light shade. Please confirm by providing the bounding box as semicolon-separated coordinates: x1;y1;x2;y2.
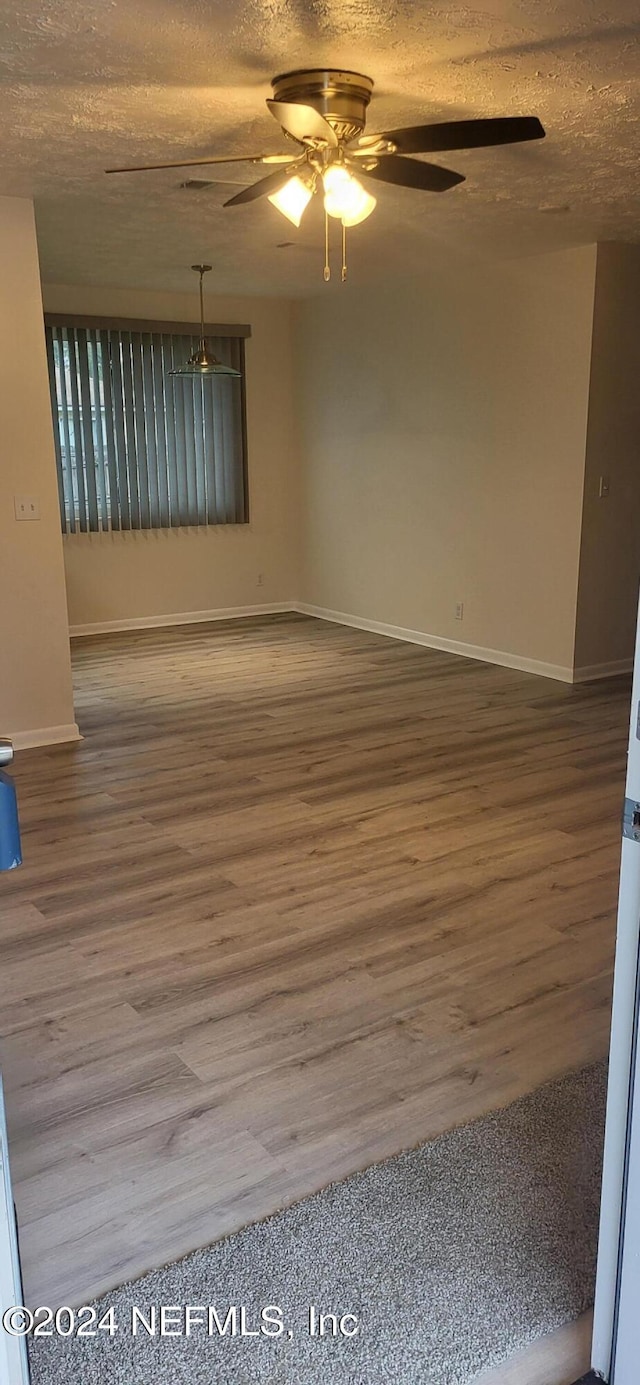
322;165;377;225
170;343;241;377
268;176;314;227
340;181;377;226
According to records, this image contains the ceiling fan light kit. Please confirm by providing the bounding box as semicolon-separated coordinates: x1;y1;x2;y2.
108;67;545;284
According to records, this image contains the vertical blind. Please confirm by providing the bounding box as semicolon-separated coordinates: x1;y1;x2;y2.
45;324;248;532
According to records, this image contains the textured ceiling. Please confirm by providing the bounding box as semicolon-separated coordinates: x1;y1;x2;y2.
1;0;639;295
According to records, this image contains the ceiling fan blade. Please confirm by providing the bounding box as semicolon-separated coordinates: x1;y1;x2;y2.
266;98;339;148
363;116;545;156
223;163;299;206
105;153;293;174
352;156;464;192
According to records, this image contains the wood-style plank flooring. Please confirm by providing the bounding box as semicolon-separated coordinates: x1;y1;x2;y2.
475;1311;593;1385
0;615;631;1307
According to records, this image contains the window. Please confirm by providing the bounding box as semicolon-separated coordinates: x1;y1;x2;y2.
44;318;249;532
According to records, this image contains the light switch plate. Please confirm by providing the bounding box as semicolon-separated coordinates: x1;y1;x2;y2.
14;496;40;521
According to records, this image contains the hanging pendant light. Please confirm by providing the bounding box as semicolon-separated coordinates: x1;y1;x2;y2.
170;265;242;377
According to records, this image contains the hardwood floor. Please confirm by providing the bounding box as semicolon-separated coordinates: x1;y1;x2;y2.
0;614;630;1308
474;1311;593;1385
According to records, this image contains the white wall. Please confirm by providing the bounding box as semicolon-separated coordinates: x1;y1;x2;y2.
293;246;598;678
573;243;640;677
0;199;77;746
42;285;300;631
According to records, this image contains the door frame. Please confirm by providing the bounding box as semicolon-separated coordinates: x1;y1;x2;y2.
0;1076;30;1385
592;601;640;1383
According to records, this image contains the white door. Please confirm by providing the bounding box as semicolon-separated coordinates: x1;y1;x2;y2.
0;1078;30;1385
592;598;640;1383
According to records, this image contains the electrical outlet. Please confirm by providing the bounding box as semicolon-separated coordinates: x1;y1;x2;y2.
257;573;264;587
455;602;464;621
14;495;40;521
598;476;610;499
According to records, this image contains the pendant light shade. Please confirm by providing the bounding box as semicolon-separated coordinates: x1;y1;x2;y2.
170;265;242;377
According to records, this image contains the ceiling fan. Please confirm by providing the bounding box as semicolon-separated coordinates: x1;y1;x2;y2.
107;68;545;282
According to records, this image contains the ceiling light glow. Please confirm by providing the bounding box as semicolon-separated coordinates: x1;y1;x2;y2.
322;165;376;226
268;175;314;226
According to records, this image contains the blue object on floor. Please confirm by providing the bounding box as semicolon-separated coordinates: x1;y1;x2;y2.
0;770;22;870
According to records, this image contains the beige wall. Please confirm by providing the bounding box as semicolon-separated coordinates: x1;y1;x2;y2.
293;246;598;677
573;243;640;675
37;244;639;689
42;285;300;629
0;199;77;745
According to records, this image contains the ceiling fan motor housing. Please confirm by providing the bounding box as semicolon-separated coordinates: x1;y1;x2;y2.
271;69;374;143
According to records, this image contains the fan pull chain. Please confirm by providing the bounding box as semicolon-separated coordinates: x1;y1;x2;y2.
341;222;347;282
324;209;331;281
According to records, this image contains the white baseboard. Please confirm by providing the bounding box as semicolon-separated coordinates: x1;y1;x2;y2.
10;723;82;751
69;602;293;637
67;601;633;686
293;603;575;683
572;658;634;683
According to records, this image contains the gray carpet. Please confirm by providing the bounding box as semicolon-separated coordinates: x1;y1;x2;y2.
29;1062;607;1385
